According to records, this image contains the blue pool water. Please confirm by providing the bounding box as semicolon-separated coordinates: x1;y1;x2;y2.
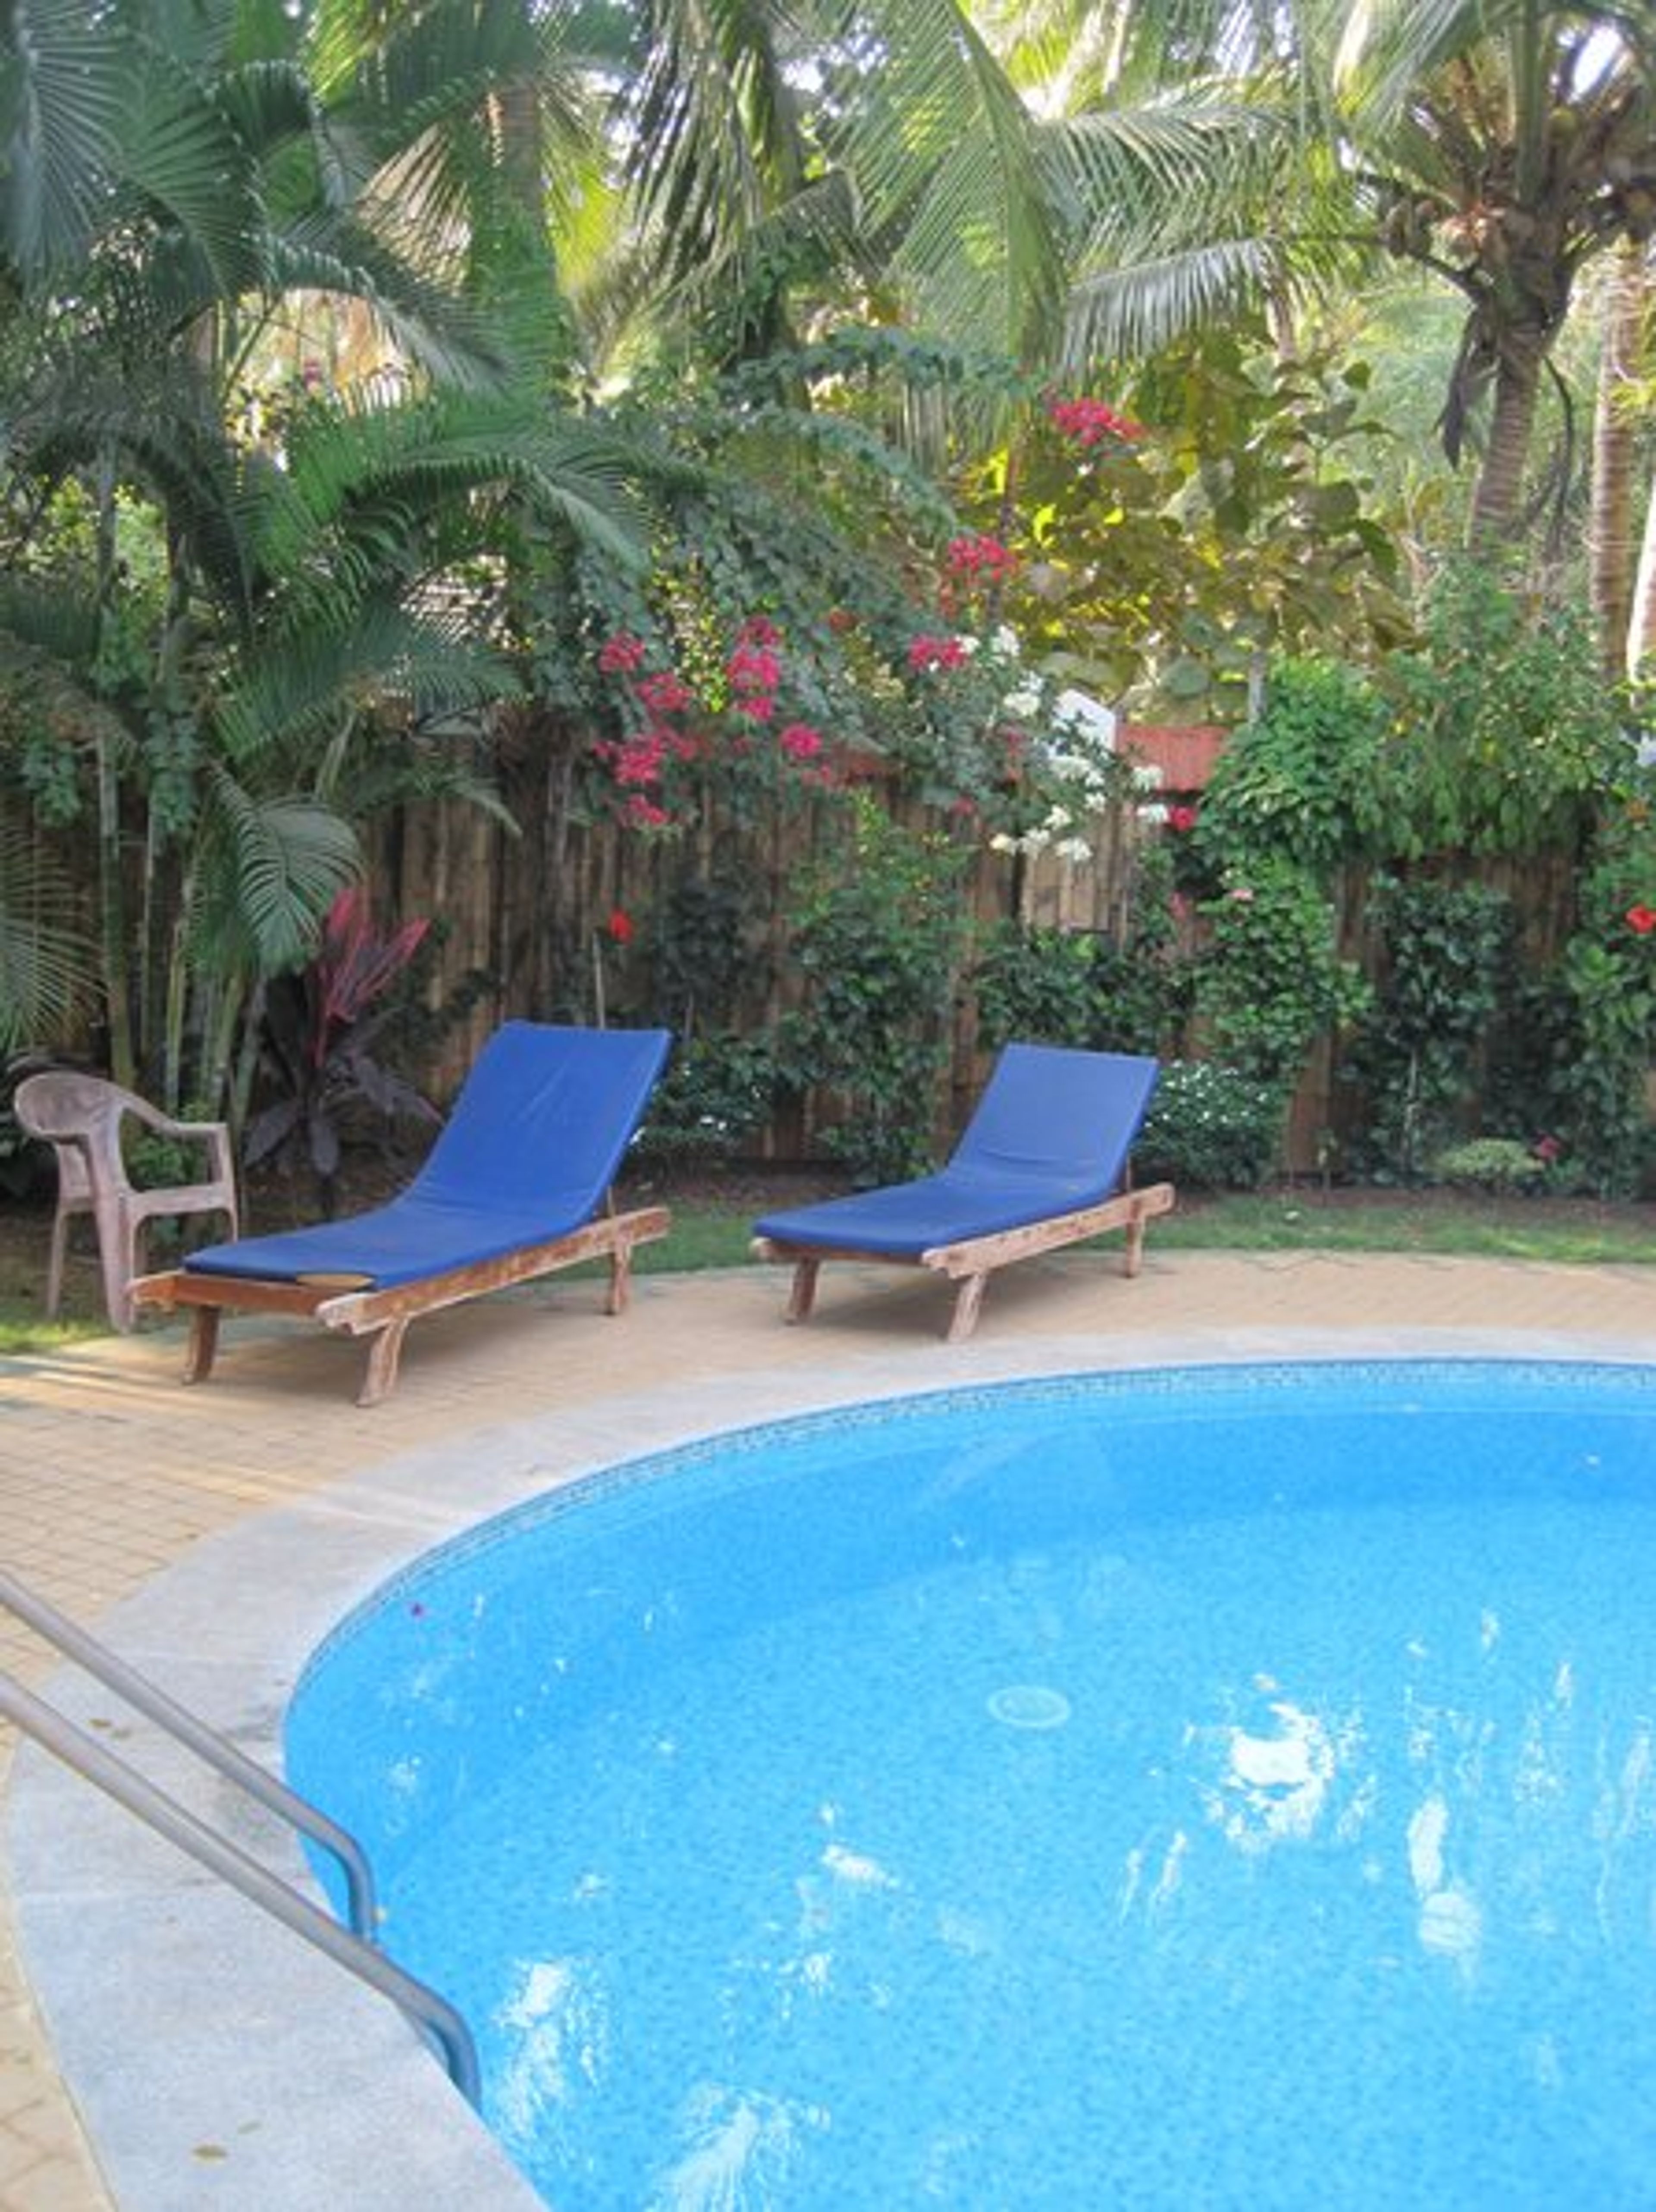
288;1361;1656;2209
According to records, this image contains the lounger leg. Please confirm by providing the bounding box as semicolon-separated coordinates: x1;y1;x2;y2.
358;1320;409;1409
945;1272;988;1343
786;1258;820;1325
1123;1204;1148;1278
181;1306;221;1385
605;1241;634;1317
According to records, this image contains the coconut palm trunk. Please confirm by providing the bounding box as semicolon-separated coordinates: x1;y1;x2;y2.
1632;474;1656;676
1589;242;1648;673
1467;329;1549;550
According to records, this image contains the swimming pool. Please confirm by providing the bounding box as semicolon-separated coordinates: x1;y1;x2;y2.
287;1360;1656;2208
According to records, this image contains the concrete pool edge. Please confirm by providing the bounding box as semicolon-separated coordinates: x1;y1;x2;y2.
11;1321;1656;2210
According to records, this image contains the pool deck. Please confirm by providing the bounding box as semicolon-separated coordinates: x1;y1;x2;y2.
3;1241;1653;2209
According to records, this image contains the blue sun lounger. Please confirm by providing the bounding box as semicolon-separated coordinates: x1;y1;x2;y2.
132;1022;673;1404
752;1042;1174;1341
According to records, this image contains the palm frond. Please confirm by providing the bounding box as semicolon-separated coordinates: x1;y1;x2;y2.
0;810;97;1051
265;211;513;391
1060;236;1283;366
642;170;869;360
214;597;522;766
625;0;811;282
192;766;361;974
1334;0;1529;122
7;350;260;620
0;0;131;280
825;0;1067;360
118;70;268;300
247;389;652;606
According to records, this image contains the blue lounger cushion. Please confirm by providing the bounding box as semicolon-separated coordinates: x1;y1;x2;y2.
184;1022;672;1290
753;1042;1160;1257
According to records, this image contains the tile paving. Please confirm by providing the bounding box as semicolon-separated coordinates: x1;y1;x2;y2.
1;1243;1651;2205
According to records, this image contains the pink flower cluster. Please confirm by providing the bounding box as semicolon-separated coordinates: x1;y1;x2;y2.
596;631;647;675
591;614;836;825
1046;395;1143;447
946;533;1014;580
907;632;970;673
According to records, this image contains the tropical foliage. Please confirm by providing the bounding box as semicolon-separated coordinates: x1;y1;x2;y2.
0;0;1652;1207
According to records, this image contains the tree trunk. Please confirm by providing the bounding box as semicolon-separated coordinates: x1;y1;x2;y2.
1467;329;1547;551
1632;468;1656;676
92;446;135;1089
1589;242;1648;676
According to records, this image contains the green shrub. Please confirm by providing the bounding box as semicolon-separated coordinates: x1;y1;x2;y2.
782;795;970;1183
1135;1060;1282;1188
1346;875;1514;1181
1195;857;1370;1094
635;1035;777;1162
972;920;1170;1057
1430;1137;1549;1195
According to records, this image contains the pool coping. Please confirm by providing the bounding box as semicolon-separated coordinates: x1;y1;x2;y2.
10;1321;1655;2210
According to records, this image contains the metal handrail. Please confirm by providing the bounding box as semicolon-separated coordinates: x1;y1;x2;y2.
0;1581;480;2106
0;1569;376;1936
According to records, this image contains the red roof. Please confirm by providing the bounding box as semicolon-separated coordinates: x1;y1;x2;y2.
1120;723;1226;793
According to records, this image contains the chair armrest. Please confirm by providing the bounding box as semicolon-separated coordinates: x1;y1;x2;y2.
128;1097;231;1145
123;1098;238;1191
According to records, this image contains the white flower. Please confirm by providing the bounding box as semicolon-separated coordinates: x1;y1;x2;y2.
1043;804;1073;831
1002;687;1043;719
1132;762;1165;792
989;625;1021;661
1054;836;1093;864
955;634;979;658
988;831;1019;854
1051;689;1118;750
1138;802;1170;827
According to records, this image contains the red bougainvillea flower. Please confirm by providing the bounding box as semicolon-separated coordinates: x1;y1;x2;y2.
623;794;669;828
1046;395;1144;446
737;614;782;649
597;631;648;675
734;694;775;721
606;907;634;945
1531;1133;1562;1162
946;533;1015;579
636;669;695;716
727;644;782;694
779;722;825;761
1167;804;1199;832
907;632;969;673
612;731;667;786
1626;904;1656;935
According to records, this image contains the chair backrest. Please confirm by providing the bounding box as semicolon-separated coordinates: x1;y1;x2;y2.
410;1023;673;1216
13;1072;139;1203
951;1042;1160;1196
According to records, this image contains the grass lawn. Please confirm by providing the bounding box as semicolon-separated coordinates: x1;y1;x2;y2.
3;1183;1650;1355
613;1183;1656;1274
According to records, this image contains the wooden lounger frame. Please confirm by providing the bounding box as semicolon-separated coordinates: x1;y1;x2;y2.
131;1204;671;1407
753;1182;1175;1344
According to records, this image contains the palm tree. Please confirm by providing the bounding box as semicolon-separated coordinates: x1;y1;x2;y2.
1330;0;1656;549
0;0;648;1099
